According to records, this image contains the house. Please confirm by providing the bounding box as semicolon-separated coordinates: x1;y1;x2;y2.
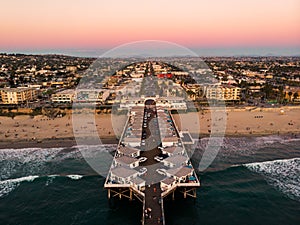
114;155;140;168
117;146;140;158
110;166;139;184
162;146;184;156
162;154;189;168
166;166;194;182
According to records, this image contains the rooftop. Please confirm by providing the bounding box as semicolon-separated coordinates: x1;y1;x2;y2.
163;146;184;155
163;154;189;166
118;146;140;156
111;166;138;179
115;155;139;165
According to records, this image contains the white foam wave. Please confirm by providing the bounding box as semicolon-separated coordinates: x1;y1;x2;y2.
0;144;116;180
66;174;83;180
0;175;39;197
0;174;86;197
45;174;59;186
245;157;300;201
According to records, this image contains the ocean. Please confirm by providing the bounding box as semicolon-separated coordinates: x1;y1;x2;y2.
0;136;299;225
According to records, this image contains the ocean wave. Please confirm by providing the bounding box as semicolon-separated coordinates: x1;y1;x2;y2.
194;135;300;166
0;174;85;198
66;174;83;180
244;157;300;201
254;135;300;145
0;145;116;180
0;175;39;198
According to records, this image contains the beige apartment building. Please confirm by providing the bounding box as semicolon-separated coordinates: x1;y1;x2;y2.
205;85;241;101
0;88;37;104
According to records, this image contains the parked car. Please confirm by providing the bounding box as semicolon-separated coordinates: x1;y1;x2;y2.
156;168;166;175
154;156;164;162
139;167;147;175
139;157;147;163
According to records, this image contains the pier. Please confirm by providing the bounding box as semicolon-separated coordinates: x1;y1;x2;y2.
104;61;200;224
104;99;200;224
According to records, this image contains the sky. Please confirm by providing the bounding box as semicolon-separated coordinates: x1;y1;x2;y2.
1;0;300;56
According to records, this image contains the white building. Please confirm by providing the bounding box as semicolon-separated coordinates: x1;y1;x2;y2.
51;89;75;103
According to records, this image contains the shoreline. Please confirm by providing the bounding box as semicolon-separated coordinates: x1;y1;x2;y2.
1;106;300;149
0;132;299;150
0;136;119;150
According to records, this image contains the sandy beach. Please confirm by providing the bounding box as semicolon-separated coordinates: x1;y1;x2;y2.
1;106;300;149
0;113;124;149
173;106;300;137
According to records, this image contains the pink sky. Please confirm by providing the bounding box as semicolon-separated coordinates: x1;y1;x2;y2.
1;0;299;50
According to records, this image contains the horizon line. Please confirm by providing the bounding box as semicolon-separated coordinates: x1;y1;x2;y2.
1;46;300;58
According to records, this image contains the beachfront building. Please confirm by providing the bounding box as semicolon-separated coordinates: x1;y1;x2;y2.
119;96;187;110
51;89;111;104
51;89;75;103
205;84;241;101
156;97;187;110
0;87;37;104
75;89;110;103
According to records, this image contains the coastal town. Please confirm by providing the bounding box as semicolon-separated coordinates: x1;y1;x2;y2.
1;54;300;148
0;54;300;109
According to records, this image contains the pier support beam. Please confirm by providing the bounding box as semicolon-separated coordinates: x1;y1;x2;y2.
130;189;133;201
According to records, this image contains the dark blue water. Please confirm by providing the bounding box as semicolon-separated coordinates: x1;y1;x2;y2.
1;136;300;225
